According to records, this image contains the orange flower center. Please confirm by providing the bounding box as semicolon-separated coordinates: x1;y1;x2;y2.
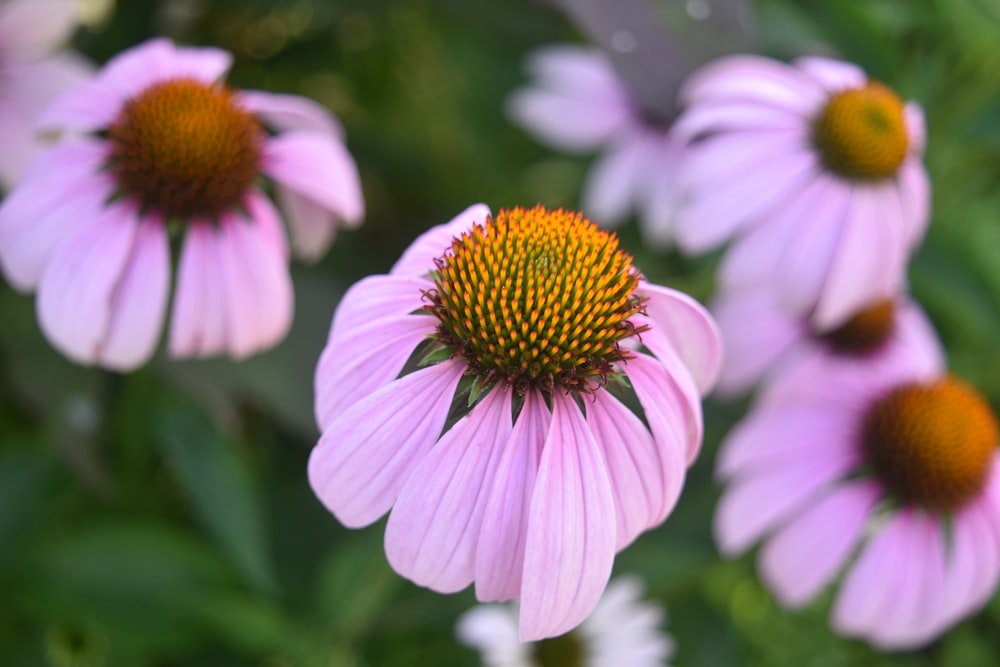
863;376;998;512
812;82;909;181
107;78;263;218
424;206;647;395
819;299;895;355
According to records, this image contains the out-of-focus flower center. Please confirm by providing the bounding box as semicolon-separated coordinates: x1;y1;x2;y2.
535;629;585;667
862;376;998;512
818;299;895;355
812;82;909;181
425;205;647;395
107;78;263;218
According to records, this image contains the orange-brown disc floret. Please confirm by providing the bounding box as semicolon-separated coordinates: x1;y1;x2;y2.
425;206;648;395
819;298;896;355
107;78;263;219
812;82;909;181
863;376;998;512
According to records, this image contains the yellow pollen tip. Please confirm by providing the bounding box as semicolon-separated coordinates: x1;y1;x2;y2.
863;375;998;512
108;78;263;218
819;298;896;355
812;81;909;181
425;205;647;395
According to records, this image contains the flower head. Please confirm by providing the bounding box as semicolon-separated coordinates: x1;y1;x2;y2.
0;38;364;369
714;312;1000;649
673;55;929;329
507;46;686;247
310;204;721;640
0;0;92;189
456;575;674;667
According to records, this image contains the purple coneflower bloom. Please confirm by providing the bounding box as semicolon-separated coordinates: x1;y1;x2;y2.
507;46;686;247
0;0;91;189
0;38;363;369
457;575;674;667
310;204;721;640
674;55;929;329
715;311;1000;649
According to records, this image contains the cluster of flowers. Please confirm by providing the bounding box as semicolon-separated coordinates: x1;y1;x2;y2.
0;0;995;664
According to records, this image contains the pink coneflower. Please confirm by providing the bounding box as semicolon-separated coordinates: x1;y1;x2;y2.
673;55;930;330
714;314;1000;649
0;38;363;370
711;290;937;396
310;204;721;641
0;0;91;189
456;575;675;667
507;46;686;247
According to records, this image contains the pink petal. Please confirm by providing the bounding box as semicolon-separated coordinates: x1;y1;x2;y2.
474;392;549;602
237;89;343;137
793;56;867;92
98;217;170;370
389;203;490;277
586;391;684;550
638;282;722;394
518;394;616;641
159;43;233;84
710;290;803;396
680;55;825;114
713;442;858;556
581;131;654;227
102;39;230;98
897;159;930;248
36;77;123;133
904;103;926;155
625;351;701;470
263;131;364;226
672;100;801;139
308;360;465;527
0;0;77;60
245;189;288;260
214;210;293;358
759;480;879;607
716;404;854;480
327;274;428;343
168;222;228;357
385;389;513;593
314;314;435;429
676;128;808;191
637;136;685;248
36;201;137;366
275;185;337;262
943;500;1000;625
525;46;627;101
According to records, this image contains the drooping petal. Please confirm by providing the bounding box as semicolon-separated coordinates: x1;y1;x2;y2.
713;441;858;557
942;499;1000;626
897;159;930;248
385;389;513;593
314;314;436;430
581;131;656;227
759;480;879;607
586;391;684;550
98;216;170;370
637;282;722;394
671;100;801;139
168;221;229;357
262;131;364;226
389;203;490;277
794;56;867;92
474;392;549;602
237;90;343;137
519;394;616;641
308;360;465;528
904;103;926;155
637;136;685;248
36;201;138;366
275;185;337;262
680;54;825;114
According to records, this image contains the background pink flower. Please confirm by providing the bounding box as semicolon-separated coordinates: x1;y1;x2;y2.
673;55;930;330
310;204;721;641
0;38;364;370
0;0;91;190
507;46;686;247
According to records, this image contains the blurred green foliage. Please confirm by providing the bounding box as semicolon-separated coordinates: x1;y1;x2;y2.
2;0;1000;665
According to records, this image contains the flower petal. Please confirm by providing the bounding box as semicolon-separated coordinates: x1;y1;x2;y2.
474;392;549;602
519;394;616;641
898;159;930;248
327;274;427;342
308;360;465;527
237;89;344;137
581;130;656;227
943;499;1000;625
275;185;337;262
625;351;701;471
680;54;824;114
759;480;879;607
0;0;77;60
168;221;229;357
385;389;513;593
389;203;490;277
794;56;867;92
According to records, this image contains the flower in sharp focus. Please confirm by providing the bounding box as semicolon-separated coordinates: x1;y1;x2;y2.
0;38;364;370
672;55;929;330
310;204;721;640
507;46;686;247
456;575;675;667
0;0;92;190
714;311;1000;649
711;290;937;397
